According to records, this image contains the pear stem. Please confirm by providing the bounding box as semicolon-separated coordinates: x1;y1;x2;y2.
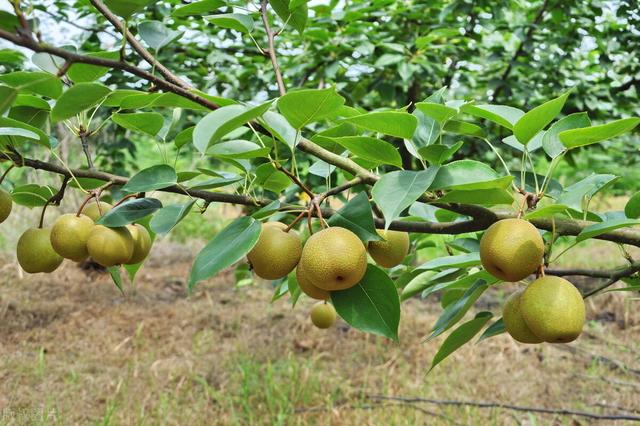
0;164;14;185
285;210;307;233
113;193;140;208
39;176;70;228
77;193;97;217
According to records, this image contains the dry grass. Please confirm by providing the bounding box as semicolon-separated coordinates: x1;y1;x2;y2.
1;242;639;425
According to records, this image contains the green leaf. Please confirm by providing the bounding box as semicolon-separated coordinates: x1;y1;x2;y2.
261;111;300;150
138;21;184;50
104;0;153;18
205;13;254;33
422;270;498;299
193;101;273;153
188;216;261;290
51;83;111;122
172;0;225;16
478;318;506;342
429;312;493;371
371;168;440;229
419;141;463;165
150;200;196;235
13;94;50;110
289;0;309;10
625;193;640;219
0;116;49;147
542;112;591;158
331;264;401;341
559;118;640;149
417;253;481;271
556;174;618;212
208;140;269;159
122;165;177;193
436;188;513;205
443;120;484;138
411;108;441;152
97;198;163;227
0;127;39;140
278;88;345;129
0;85;17;114
330;136;402;167
430;160;511;191
415;102;458;124
343;111;418;139
270;0;308;33
112;112;165;137
460;104;524;130
428;279;489;339
326;192;381;243
188;176;242;190
523;204;572;220
11;184;55;207
577;218;640;242
0;71;62;99
254;163;290;193
513;91;570;145
67;51;119;83
174;127;194;149
107;266;125;294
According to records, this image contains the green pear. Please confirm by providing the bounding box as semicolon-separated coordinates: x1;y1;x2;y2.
50;214;94;262
368;229;410;268
125;224;152;264
503;289;543;344
247;222;302;280
310;301;337;329
17;227;63;273
86;225;134;267
296;261;330;301
0;188;12;223
82;201;113;222
479;218;544;282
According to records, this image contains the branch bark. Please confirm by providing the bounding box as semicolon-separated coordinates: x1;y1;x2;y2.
260;0;286;96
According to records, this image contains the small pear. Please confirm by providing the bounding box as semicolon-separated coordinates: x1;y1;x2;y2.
296;261;330;301
521;276;585;343
17;227;63;273
0;188;12;223
82;201;113;222
310;301;337;329
86;225;134;267
368;229;410;268
247;222;302;280
50;214;95;262
298;227;367;291
503;289;543;344
126;224;152;264
479;218;544;282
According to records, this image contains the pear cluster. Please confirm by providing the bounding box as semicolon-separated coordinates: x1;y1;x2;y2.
16;201;152;274
247;222;410;328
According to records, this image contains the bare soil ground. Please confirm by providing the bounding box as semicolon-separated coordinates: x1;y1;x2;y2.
1;243;640;425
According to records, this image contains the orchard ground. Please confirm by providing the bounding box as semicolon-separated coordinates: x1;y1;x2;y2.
1;201;639;425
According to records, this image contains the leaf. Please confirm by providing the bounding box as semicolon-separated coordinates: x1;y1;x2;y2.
289;0;309;10
428;279;489;340
251;200;281;220
208;140;269;159
436;188;513;205
112;112;165;137
0;127;39;140
419;141;463;165
261;111;300;150
559;118;640;149
430;160;511;190
326;192;381;243
429;312;493;371
625;193;640;219
343;111;418;139
417;253;481;271
0;71;63;98
188;216;261;290
172;0;225;16
577;218;640;242
107;266;125;294
513;92;570;144
150;200;196;234
443;120;484;138
331;264;401;341
460;104;524;129
104;0;153;18
11;184;55;207
330;136;402;167
556;174;618;211
67;51;119;83
97;198;163;227
371;168;440;229
254;164;290;193
0;116;49;147
205;13;254;33
502;132;545;153
422;270;498;299
524;204;572;220
138;21;184;50
122;165;177;193
270;0;308;33
415;102;458;124
411;108;440;151
51;83;111;122
478;318;506;342
193;101;273;153
277;88;345;129
542;112;591;158
0;85;17;114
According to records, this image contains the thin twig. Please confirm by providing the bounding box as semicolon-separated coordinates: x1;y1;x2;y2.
79;130;94;169
38;176;70;228
260;0;286;96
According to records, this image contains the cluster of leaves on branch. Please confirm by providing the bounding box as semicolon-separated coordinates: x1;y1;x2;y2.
1;0;640;367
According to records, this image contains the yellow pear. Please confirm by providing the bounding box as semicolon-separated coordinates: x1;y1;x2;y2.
310;301;337;329
50;214;95;262
368;229;410;268
17;227;63;273
86;225;134;267
520;276;585;343
82;201;113;222
298;227;367;291
479;218;544;282
126;224;152;264
0;188;12;223
296;261;330;300
502;289;543;344
247;222;302;280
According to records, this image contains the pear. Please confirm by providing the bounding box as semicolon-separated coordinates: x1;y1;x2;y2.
17;227;63;273
502;289;544;344
126;224;152;264
0;188;12;223
50;214;94;262
296;261;330;300
368;229;410;268
82;201;113;222
520;276;585;343
247;222;302;280
479;218;544;282
86;225;134;267
298;227;367;291
310;301;337;329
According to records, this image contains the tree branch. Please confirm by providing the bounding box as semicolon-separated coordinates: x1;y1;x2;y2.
260;0;286;96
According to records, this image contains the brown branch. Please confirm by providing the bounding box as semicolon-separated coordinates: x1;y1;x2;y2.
260;0;286;96
38;176;70;228
78;130;94;169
